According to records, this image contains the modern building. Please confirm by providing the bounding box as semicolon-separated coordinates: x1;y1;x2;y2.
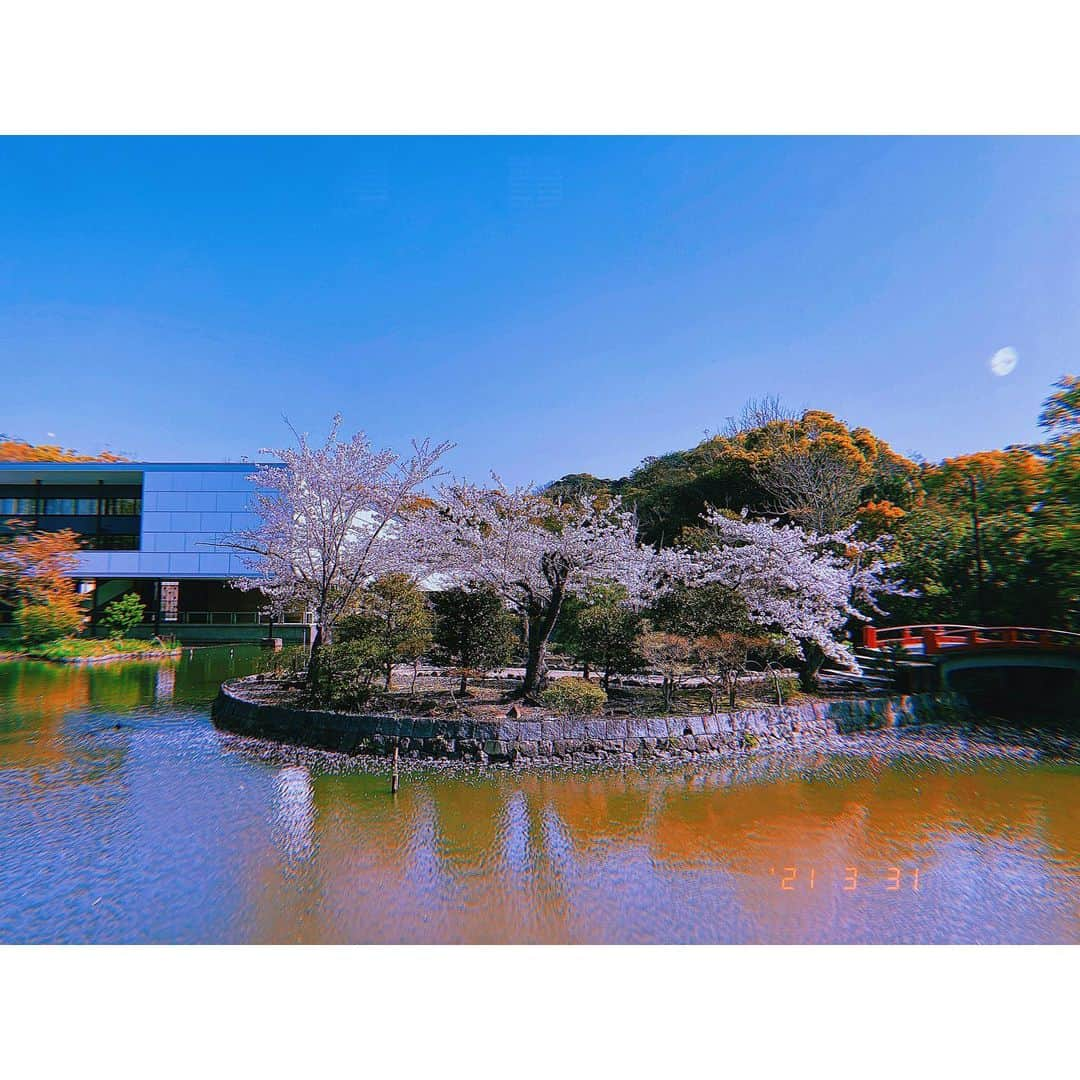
0;461;306;643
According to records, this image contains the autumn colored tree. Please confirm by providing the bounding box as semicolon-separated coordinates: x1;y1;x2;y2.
0;436;126;462
0;525;86;643
639;631;694;711
547;404;920;545
922;448;1046;516
693;632;766;711
888;446;1064;626
855;499;907;538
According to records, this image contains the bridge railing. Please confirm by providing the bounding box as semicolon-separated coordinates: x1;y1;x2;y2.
861;624;978;650
863;624;1080;654
135;610;310;627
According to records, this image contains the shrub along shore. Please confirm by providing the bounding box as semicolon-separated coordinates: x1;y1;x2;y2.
0;569;179;662
1;636;181;663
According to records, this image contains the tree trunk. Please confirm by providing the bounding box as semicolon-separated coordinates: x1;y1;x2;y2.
521;588;565;702
384;664;392;691
582;660;591;682
798;640;827;692
308;620;331;686
521;637;546;701
459;671;468;695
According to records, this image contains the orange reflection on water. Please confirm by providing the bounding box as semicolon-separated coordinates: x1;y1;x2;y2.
237;758;1079;944
1;650;1076;944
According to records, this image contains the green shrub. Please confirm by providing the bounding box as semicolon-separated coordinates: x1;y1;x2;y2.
539;677;608;716
774;676;800;701
101;592;145;640
311;640;382;710
337;573;433;690
26;636;178;660
14;601;83;646
432;586;516;693
259;644;309;678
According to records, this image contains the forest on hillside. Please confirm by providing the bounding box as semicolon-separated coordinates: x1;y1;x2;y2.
548;377;1079;631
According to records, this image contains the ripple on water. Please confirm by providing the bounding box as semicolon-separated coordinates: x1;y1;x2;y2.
0;648;1077;943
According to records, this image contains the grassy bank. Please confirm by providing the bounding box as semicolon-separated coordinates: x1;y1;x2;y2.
10;637;181;663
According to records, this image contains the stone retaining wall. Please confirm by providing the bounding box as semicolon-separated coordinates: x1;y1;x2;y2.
212;677;975;764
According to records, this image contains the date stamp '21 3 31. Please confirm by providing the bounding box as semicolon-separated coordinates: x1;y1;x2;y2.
770;867;921;892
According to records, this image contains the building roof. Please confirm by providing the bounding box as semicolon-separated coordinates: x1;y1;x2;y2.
0;461;280;483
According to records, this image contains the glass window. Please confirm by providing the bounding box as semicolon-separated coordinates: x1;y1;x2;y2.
76;498;99;515
160;581;179;622
103;497;141;516
85;534;139;551
44;498;78;515
0;498;37;515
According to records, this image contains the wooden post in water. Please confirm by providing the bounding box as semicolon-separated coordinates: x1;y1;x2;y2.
391;744;400;795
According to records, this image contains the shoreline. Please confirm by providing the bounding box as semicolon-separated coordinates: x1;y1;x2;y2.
218;719;1078;777
0;646;182;665
213;675;1065;767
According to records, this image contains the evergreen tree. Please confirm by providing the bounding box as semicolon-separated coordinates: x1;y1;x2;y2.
559;582;643;688
431;586;516;694
338;573;433;690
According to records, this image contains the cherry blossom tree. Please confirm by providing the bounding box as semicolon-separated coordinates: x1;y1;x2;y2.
223;416;451;676
406;479;659;700
663;508;905;688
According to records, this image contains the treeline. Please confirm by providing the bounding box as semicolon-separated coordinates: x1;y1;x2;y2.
0;436;126;462
548;377;1079;631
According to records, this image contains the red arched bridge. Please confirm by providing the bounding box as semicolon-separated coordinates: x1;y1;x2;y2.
859;624;1080;689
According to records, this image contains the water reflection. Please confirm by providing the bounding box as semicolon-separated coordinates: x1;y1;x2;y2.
153;665;176;704
273;765;315;865
0;648;1076;943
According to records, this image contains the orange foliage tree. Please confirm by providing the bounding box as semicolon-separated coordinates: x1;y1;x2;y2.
550;406;921;545
0;437;126;463
0;526;86;643
922;448;1046;515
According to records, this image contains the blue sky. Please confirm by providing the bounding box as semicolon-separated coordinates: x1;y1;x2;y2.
2;137;1077;483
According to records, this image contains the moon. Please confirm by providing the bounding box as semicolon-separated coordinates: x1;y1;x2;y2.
989;346;1019;377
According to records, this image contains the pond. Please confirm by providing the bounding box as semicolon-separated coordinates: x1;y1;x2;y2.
0;646;1076;943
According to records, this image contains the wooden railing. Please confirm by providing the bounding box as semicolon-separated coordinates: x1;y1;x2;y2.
862;624;1080;655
